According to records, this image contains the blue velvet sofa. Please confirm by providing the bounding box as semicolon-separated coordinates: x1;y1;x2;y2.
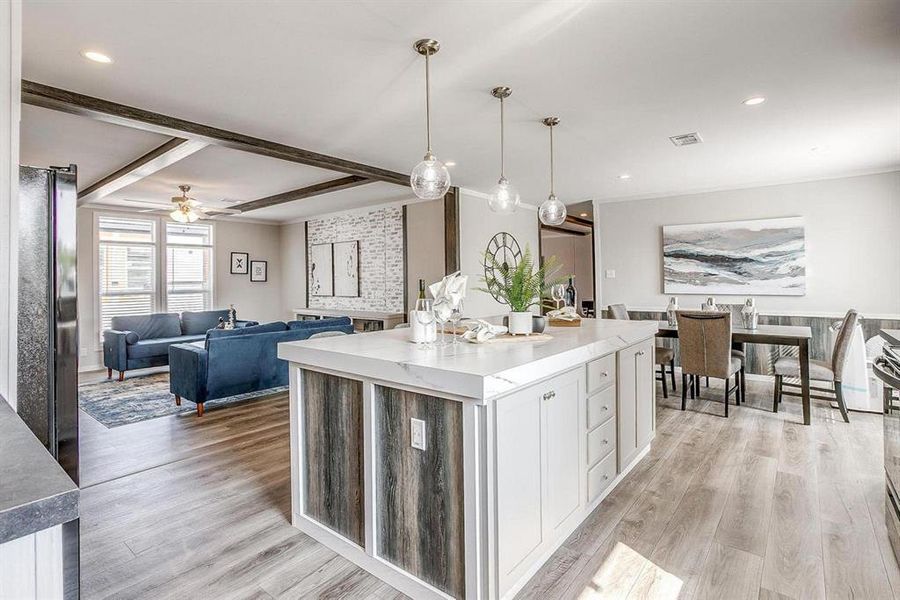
168;317;353;416
103;310;258;380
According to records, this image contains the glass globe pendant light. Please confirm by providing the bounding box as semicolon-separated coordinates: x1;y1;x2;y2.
410;39;451;200
487;86;520;214
538;116;567;226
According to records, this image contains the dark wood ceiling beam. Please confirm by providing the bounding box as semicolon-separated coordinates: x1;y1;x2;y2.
77;137;209;206
22;80;409;187
213;175;373;214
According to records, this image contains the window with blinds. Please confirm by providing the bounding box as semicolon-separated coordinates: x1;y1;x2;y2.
98;216;157;333
166;223;213;313
96;215;216;341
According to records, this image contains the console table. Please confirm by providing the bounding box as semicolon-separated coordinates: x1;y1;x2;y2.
292;308;405;332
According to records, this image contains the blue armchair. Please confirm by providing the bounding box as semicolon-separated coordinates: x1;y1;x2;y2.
103;309;258;380
168;317;353;416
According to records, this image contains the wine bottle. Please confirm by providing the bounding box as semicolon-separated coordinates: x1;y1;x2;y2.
565;277;577;310
417;279;426;300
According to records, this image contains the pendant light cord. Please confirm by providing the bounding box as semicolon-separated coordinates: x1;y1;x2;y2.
500;96;506;179
549;123;555;196
425;51;432;154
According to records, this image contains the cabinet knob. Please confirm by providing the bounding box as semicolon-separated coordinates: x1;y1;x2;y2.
543;391;556;401
602;405;608;411
601;371;609;377
602;474;609;481
602;439;608;445
637;350;646;356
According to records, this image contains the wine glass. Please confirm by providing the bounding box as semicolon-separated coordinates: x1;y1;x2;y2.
414;298;435;349
551;284;566;311
449;300;464;346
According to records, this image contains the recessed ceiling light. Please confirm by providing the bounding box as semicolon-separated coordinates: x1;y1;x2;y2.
444;160;456;167
810;146;820;152
742;96;766;106
81;50;113;64
618;174;632;180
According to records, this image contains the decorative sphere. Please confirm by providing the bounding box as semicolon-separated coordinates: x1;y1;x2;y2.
538;194;567;226
487;177;520;214
410;157;451;200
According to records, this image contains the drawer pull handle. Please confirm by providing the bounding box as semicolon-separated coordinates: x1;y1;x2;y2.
543;391;556;401
637;350;646;356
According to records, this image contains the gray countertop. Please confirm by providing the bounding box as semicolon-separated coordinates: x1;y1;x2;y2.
0;398;78;545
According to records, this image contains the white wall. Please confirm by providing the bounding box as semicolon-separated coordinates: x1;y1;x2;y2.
213;219;283;323
0;0;21;408
594;171;900;317
279;221;306;320
77;209;283;370
405;199;445;310
458;189;540;318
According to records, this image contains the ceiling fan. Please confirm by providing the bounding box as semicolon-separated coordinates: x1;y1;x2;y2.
125;185;241;222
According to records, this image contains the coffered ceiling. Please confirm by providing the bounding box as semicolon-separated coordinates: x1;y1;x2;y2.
19;0;900;222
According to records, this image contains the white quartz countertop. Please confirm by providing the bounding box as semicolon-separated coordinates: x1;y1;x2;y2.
278;318;658;401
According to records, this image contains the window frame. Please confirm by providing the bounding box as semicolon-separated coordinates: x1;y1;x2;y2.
93;210;216;345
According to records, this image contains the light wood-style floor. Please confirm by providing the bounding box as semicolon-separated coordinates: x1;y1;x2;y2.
79;369;900;599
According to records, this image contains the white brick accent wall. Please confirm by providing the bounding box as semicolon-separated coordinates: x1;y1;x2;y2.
306;206;405;313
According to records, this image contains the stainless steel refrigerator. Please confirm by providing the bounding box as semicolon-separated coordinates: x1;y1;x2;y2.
17;164;80;598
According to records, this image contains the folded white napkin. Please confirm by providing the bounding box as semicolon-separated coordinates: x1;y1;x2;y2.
428;271;468;322
461;319;508;344
547;306;581;321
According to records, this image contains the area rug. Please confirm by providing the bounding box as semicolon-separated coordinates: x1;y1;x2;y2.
78;373;287;428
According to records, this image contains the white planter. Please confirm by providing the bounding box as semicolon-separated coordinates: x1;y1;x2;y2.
508;311;533;335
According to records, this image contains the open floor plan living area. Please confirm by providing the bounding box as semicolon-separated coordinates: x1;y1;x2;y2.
1;1;900;599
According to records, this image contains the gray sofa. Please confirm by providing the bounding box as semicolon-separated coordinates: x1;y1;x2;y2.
102;310;257;380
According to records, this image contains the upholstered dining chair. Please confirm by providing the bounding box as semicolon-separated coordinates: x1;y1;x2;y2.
608;304;677;398
773;309;857;423
676;310;742;417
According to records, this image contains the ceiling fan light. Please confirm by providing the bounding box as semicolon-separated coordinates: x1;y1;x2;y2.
170;208;189;223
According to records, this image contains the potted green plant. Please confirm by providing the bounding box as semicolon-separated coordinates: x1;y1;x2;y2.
479;246;565;335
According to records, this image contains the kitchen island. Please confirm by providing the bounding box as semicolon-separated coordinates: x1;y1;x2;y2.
278;318;659;600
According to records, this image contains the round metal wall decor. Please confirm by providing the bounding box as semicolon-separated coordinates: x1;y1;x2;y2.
483;232;523;302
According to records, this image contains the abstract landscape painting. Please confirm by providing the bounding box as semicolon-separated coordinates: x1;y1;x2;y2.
663;217;806;295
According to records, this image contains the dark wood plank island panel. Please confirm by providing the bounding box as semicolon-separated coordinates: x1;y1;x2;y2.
302;369;365;546
374;385;466;599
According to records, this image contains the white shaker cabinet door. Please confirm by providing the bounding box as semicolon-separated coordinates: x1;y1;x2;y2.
544;371;582;534
617;338;656;471
495;387;544;584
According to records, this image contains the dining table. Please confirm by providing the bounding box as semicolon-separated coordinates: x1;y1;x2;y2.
655;321;815;425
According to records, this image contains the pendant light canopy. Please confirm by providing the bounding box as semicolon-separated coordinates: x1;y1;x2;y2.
410;38;451;200
487;86;520;214
538;117;567;226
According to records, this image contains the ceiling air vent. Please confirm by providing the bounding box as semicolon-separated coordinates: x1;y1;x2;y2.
669;132;704;146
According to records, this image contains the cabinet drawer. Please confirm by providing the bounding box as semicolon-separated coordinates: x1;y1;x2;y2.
587;354;616;394
587;386;616;430
587;416;616;468
587;451;617;503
